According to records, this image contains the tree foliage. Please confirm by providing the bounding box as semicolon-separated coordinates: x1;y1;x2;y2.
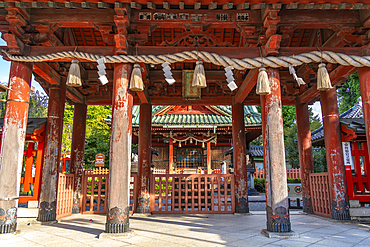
337;71;361;115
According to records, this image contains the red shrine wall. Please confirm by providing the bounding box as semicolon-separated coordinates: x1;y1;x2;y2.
152;146;232;170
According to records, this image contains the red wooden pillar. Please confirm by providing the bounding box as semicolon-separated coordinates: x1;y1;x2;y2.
169;138;174;173
0;61;32;234
261;68;291;232
37;76;66;222
106;63;133;233
70;103;87;213
358;68;370;164
232;103;249;213
136;103;152;213
320;88;349;220
295;101;314;214
207;141;211;174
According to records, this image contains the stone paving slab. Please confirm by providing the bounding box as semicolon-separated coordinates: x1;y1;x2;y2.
1;213;370;246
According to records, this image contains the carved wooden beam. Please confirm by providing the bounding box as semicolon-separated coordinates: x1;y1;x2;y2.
233;68;258;104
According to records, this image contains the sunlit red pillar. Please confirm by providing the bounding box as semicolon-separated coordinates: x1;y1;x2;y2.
207;141;211;174
261;68;291;232
106;63;133;233
70;103;87;213
169;138;174;173
358;68;370;161
295;101;314;214
320;88;349;220
232;103;249;213
137;103;152;213
0;61;32;234
38;76;66;222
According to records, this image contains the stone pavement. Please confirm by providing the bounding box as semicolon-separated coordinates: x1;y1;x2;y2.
1;212;370;247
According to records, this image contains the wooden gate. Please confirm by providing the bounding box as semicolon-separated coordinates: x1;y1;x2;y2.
150;174;235;214
345;142;370;202
57;173;75;219
309;172;331;218
81;168;137;214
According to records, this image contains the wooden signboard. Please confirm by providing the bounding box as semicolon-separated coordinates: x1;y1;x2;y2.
95;153;105;167
182;70;201;100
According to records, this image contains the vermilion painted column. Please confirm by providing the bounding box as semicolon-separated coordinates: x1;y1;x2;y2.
106;63;133;233
295;101;314;214
70;103;87;214
261;68;291;232
137;103;152;213
169;138;174;173
207;141;211;174
358;68;370;163
0;61;32;234
232;103;249;213
320;88;349;220
37;76;66;222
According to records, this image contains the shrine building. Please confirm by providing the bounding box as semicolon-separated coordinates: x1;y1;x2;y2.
2;0;370;236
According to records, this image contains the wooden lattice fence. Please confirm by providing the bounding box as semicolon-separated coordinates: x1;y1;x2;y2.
56;173;75;219
254;168;301;179
150;174;235;214
309;172;331;218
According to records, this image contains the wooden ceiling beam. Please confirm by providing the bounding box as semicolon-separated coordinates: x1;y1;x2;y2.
136;90;150;104
32;62;60;85
233;69;258;104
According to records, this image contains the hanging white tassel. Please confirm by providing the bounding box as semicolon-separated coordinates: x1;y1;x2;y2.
289;65;306;86
256;68;270;95
192;61;207;88
179;142;182;148
317;63;333;91
66;59;82;87
129;64;144;91
202;142;205;148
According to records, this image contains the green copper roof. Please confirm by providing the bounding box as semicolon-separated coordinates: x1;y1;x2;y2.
131;105;261;128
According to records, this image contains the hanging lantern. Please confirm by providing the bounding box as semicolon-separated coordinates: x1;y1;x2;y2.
317;63;333;91
129;64;144;91
66;59;82;87
192;61;207;88
256;68;270;95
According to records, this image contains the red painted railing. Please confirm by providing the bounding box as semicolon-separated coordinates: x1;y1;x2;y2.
81;168;137;214
346;142;370;203
254;168;301;179
57;173;75;219
309;172;331;218
150;174;235;214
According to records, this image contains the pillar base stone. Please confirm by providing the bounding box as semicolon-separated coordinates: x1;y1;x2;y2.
37;201;57;222
262;229;299;238
0;207;17;234
331;200;350;220
105;206;130;234
235;197;249;214
266;206;291;233
99;230;134;239
72;199;81;214
136;196;150;214
302;197;313;214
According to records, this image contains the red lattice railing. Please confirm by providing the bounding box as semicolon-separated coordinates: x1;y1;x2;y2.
150;174;235;214
346;142;370;202
254;168;301;179
81;169;137;214
309;172;331;218
57;173;75;219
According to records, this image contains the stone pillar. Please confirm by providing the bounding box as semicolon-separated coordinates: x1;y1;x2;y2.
358;68;370;163
232;103;249;213
38;77;66;222
261;68;291;232
320;88;350;220
0;61;32;234
136;103;152;213
295;101;314;214
70;103;87;213
106;63;133;233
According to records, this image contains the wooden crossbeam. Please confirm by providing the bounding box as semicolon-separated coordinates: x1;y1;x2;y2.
233;69;259;104
33;62;60;85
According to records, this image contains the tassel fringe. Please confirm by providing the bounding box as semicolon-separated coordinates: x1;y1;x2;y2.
129;64;144;91
317;63;333;91
66;59;82;87
256;68;271;95
192;61;207;88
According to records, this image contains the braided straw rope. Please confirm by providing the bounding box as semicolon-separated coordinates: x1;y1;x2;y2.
2;49;370;70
